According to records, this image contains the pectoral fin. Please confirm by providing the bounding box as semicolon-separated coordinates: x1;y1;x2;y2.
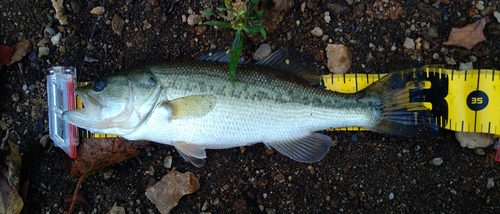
173;142;207;167
266;133;332;163
169;94;216;119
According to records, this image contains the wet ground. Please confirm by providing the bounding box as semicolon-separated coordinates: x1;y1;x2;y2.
1;0;500;213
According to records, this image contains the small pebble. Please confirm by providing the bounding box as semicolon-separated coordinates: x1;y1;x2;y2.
108;205;125;214
474;148;485;155
487;178;495;189
427;26;439;38
51;33;62;46
430;157;443;166
90;6;105;15
307;165;315;174
11;93;19;102
39;134;51;147
321;35;329;41
163;156;172;168
494;11;500;23
440;47;448;54
469;55;478;62
310;27;323;37
432;53;440;60
103;170;114;179
475;1;484;11
403;37;415;49
212;197;219;205
459;62;473;70
201;200;209;211
253;44;272;61
187;14;201;26
44;27;56;38
444;56;456;65
391;44;396;51
324;15;331;23
388;192;394;200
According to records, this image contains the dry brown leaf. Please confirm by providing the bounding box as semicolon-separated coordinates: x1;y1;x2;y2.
443;17;486;50
0;138;23;214
111;15;125;36
66;138;147;214
9;40;32;65
0;45;14;65
70;138;142;178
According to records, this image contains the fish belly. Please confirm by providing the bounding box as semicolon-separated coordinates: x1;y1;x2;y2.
146;95;374;149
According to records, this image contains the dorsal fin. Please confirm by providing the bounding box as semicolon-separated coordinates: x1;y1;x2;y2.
197;49;320;85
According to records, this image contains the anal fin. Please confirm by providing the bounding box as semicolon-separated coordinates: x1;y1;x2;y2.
173;142;207;167
266;133;332;163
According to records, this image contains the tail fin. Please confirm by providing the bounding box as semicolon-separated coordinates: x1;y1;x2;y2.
362;68;439;139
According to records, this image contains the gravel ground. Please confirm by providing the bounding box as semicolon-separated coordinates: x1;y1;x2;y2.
1;0;500;213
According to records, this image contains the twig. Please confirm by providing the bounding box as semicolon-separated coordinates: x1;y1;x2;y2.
68;175;86;214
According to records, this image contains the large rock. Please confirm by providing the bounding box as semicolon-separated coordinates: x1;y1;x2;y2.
325;44;352;74
145;170;200;214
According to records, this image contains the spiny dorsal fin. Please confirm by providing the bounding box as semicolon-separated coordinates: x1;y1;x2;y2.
197;49;320;85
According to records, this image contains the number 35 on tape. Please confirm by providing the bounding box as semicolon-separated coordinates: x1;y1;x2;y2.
322;68;500;137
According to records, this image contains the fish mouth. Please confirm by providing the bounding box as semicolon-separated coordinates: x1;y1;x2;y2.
62;88;103;131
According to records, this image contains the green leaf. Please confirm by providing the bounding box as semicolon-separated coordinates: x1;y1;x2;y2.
228;29;243;84
203;21;232;28
260;28;267;39
201;8;214;18
243;26;261;34
216;7;228;12
224;0;232;9
255;9;264;18
248;0;260;11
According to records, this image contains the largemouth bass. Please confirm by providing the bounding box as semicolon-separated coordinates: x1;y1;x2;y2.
62;51;437;167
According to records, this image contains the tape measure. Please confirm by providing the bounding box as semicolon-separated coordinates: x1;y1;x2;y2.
322;67;500;137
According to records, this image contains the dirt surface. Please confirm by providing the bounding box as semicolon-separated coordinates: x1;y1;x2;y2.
1;0;500;213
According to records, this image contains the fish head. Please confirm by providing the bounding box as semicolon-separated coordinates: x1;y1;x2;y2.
62;70;162;135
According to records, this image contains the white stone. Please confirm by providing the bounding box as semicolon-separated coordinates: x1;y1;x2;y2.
487;178;495;189
325;44;352;74
459;62;473;70
51;32;62;46
430;157;443;166
455;132;494;149
494;11;500;23
38;46;50;57
310;27;323;37
475;1;484;10
403;37;415;49
253;43;272;61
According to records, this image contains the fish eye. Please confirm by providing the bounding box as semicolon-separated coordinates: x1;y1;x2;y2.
93;78;107;91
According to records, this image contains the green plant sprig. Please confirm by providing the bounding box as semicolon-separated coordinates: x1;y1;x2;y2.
202;0;266;83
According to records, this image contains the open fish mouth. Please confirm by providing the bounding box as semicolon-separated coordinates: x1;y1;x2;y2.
61;88;103;130
74;88;103;116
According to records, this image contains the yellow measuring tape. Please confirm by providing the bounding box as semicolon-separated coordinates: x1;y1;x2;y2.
78;67;499;138
322;67;499;136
